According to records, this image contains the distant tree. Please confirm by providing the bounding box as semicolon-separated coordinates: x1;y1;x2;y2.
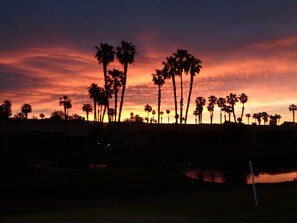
262;112;269;125
217;97;226;124
82;103;93;121
13;112;26;120
108;108;115;122
88;83;100;121
288;104;297;123
50;111;64;121
226;93;238;123
239;93;248;120
253;113;263;125
193;110;198;124
59;95;72;120
195;96;206;124
144;104;152;123
269;114;281;125
160;111;164;123
0;100;12;120
152;69;165;124
223;105;232;122
95;43;115;122
21;103;32;119
116;41;137;122
246;113;251;124
166;109;170;124
152;110;156;122
208;95;217;124
69;114;85;121
39;113;45;119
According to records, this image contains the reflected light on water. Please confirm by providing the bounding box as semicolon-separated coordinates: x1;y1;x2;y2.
247;172;297;184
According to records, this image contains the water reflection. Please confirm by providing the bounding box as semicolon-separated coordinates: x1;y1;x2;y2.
184;169;297;184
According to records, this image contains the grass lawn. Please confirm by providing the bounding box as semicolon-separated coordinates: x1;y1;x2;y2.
1;183;297;223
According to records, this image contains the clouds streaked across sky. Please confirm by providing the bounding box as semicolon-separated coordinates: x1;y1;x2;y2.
1;0;297;123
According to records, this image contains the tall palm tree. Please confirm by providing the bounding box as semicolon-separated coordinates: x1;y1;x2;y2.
108;69;124;122
97;87;109;123
246;113;251;124
144;104;152;123
82;104;93;121
289;104;297;123
185;56;202;124
116;41;137;123
88;83;100;121
195;96;206;124
239;93;248;120
59;95;72;120
162;57;178;124
226;93;238;123
166;109;170;124
95;43;115;122
21;103;32;119
152;69;165;124
217;97;226;124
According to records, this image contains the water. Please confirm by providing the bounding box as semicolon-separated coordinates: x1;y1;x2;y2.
184;169;297;184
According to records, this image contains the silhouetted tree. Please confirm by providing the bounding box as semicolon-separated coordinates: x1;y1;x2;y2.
88;83;100;121
13;112;25;120
226;93;238;123
184;55;202;124
160;111;164;123
269;114;281;125
21;103;32;119
116;41;137;122
152;69;165;124
59;95;72;120
163;57;178;124
82;103;93;121
246;113;251;124
144;104;152;123
108;108;115;122
108;69;124;122
95;43;115;122
69;114;85;121
166;109;170;123
39;113;45;119
217;97;226;124
289;104;297;123
50;111;64;121
262;112;269;125
239;93;248;120
207;96;217;124
195;96;206;124
0;100;12;121
152;110;156;122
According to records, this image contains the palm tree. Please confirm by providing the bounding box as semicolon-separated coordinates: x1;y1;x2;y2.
254;112;262;125
116;41;137;123
193;110;198;124
226;93;238;123
223;105;232;122
246;113;251;124
239;93;248;120
289;104;297;123
160;111;164;123
207;103;215;124
59;95;72;120
144;104;152;123
108;69;124;122
21;103;32;119
162;57;178;124
195;96;206;124
217;97;226;124
262;112;269;125
97;87;108;123
88;83;100;121
252;113;258;124
166;109;170;123
152;110;156;123
82;103;93;121
95;43;115;122
152;69;165;124
185;56;202;124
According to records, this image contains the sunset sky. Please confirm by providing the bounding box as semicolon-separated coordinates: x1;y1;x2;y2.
1;0;297;123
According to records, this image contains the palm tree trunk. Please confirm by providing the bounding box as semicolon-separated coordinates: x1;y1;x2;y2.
115;88;118;123
220;109;222;124
93;100;97;121
240;104;245;119
64;106;67;120
86;112;89;121
102;105;107;123
171;75;178;124
185;75;193;124
232;105;237;123
103;64;110;123
180;73;183;124
118;63;128;123
293;111;295;123
158;86;161;124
